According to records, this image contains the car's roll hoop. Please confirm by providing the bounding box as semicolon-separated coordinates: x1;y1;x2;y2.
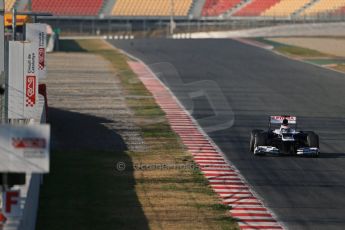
270;115;297;124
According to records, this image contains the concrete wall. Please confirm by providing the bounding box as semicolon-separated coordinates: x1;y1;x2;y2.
18;175;41;230
189;22;345;38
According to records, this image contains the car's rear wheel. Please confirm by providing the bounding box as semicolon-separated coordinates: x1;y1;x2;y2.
254;132;267;155
250;129;263;152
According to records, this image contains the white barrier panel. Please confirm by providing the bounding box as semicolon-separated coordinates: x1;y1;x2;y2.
8;41;40;120
45;24;55;53
8;41;25;119
25;24;47;79
0;124;50;173
27;95;45;124
105;35;135;40
23;41;39;118
35;95;45;123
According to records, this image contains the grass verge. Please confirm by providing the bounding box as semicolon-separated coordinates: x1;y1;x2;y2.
37;39;238;230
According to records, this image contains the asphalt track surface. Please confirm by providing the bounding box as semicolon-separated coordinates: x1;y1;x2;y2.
110;39;345;230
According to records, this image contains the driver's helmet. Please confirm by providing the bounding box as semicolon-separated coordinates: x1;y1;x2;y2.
282;119;289;126
280;119;290;132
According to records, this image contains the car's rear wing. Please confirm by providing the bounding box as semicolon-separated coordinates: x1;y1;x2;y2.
270;116;297;124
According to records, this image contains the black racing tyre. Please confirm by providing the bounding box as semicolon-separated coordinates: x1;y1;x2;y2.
250;129;263;152
306;132;319;148
253;133;267;156
254;132;267;150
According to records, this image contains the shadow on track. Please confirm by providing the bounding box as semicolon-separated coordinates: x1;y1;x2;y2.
318;153;345;158
36;108;149;230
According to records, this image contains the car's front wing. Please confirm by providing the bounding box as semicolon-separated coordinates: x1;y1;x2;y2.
254;146;319;156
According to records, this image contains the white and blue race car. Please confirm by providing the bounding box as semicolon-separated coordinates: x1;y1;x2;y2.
250;116;319;157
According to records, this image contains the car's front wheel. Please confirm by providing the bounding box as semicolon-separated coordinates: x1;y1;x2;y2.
250;129;263;152
306;132;319;148
306;131;319;157
254;132;267;155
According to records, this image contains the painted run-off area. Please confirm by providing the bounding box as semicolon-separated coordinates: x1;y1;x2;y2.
269;37;345;58
262;37;345;72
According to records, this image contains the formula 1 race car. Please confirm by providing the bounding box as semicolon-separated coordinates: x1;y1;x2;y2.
249;116;319;157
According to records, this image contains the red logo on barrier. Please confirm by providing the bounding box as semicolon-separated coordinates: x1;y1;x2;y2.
12;138;46;149
5;191;19;213
0;212;6;224
38;48;45;70
3;190;20;218
26;75;36;107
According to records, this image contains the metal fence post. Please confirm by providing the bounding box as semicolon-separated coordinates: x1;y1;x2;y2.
0;0;7;212
108;19;111;35
0;0;5;123
92;19;95;35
